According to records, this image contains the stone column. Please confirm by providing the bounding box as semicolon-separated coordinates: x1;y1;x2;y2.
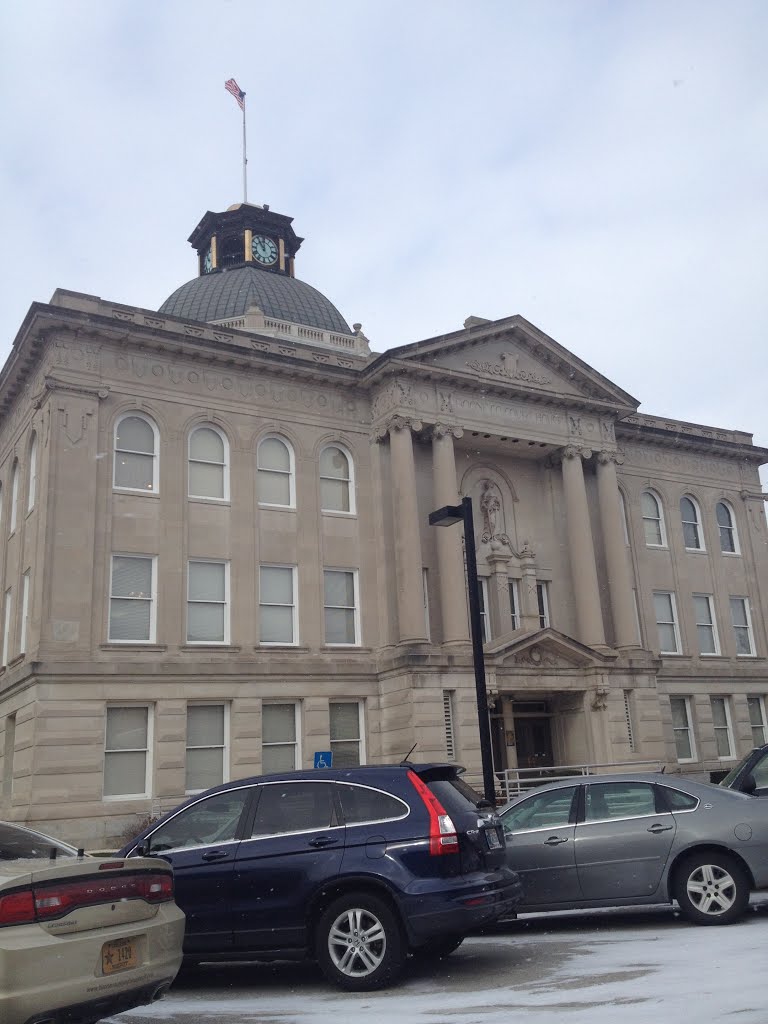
596;450;639;649
560;446;606;648
387;416;428;644
431;424;470;644
518;542;541;632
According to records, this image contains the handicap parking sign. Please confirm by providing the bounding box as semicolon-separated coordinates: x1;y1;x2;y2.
314;751;333;769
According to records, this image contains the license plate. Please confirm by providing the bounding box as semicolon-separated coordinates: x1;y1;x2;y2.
485;828;502;850
102;937;139;975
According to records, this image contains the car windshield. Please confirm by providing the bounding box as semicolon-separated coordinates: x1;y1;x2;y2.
719;751;756;788
0;822;77;860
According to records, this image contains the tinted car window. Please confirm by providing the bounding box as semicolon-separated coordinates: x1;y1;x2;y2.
426;777;483;815
502;787;577;833
660;786;698;810
251;782;336;836
338;784;407;824
585;782;656;821
148;789;250;852
0;823;76;860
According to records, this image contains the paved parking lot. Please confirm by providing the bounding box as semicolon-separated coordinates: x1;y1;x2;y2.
111;898;768;1024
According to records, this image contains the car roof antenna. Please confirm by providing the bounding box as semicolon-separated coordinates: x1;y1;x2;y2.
401;743;417;764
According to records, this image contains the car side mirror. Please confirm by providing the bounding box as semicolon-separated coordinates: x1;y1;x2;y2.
741;773;757;795
135;841;149;857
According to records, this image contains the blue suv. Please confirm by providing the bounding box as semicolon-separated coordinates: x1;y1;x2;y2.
120;763;522;990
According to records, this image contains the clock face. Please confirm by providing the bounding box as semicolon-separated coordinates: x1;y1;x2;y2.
251;234;279;266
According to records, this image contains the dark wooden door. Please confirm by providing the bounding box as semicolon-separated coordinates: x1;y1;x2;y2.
514;716;554;770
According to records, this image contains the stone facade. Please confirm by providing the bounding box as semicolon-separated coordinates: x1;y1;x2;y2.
0;285;766;850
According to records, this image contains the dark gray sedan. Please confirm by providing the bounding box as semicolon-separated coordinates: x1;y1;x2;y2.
499;772;768;924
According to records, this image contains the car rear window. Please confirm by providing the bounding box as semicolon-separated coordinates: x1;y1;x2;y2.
337;784;408;824
0;823;75;860
660;785;699;811
425;777;483;815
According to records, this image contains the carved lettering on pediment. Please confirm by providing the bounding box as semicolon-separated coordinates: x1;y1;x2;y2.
621;445;740;481
466;351;552;387
110;352;361;420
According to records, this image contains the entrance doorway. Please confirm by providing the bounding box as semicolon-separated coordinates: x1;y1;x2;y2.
514;715;554;770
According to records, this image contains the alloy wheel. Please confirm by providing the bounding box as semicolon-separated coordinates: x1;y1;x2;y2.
327;906;387;978
686;862;737;915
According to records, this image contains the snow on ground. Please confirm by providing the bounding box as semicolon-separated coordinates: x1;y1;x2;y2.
111;899;768;1024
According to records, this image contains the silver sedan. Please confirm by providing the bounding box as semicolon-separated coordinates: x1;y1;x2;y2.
499;772;768;924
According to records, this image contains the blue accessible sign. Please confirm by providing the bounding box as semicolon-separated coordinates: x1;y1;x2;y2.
314;751;333;769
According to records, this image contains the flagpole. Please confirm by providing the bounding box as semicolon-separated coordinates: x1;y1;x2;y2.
242;96;248;204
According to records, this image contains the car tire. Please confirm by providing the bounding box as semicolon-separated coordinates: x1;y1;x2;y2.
315;891;406;991
673;851;750;925
410;935;464;959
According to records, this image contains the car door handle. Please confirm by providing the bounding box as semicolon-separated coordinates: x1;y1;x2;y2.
543;836;569;846
308;836;340;848
201;849;230;862
647;823;673;834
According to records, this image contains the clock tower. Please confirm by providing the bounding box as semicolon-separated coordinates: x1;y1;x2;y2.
189;202;303;278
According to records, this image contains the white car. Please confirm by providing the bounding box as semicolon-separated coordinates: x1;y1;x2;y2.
0;820;185;1024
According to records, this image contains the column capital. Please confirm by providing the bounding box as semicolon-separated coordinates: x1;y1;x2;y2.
558;444;593;462
597;448;625;467
431;421;464;440
372;414;423;443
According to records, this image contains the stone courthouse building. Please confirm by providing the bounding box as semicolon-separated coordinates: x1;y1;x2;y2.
1;200;767;847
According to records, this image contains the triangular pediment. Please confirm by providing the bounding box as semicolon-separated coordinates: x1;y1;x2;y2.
486;627;617;668
388;315;638;412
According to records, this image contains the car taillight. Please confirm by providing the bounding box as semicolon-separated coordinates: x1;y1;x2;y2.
408;770;460;856
0;871;174;927
0;890;36;925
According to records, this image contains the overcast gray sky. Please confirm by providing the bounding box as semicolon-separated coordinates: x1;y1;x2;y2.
1;1;766;467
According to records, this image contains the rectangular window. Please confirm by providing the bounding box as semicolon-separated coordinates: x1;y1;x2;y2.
186;704;228;793
670;696;696;762
536;582;550;628
262;703;299;773
323;569;359;646
443;691;456;760
730;597;755;656
2;589;11;667
104;705;151;798
747;696;767;747
187;560;228;644
109;555;156;643
19;572;30;656
259;565;297;645
330;701;363;767
693;594;719;656
508;579;519;630
653;591;681;654
710;697;735;759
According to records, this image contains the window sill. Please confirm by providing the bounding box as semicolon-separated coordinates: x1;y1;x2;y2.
113;488;160;498
684;548;707;555
257;644;308;651
721;551;741;558
258;503;297;512
100;643;168;652
321;510;358;519
181;644;241;652
188;496;231;506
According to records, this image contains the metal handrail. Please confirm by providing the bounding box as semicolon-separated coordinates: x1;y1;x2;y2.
464;759;665;804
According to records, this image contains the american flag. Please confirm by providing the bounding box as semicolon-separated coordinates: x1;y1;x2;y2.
225;78;245;110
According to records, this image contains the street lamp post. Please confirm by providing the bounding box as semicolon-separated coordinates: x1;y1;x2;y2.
429;495;496;806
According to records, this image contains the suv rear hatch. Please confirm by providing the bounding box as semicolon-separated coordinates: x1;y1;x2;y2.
408;764;506;872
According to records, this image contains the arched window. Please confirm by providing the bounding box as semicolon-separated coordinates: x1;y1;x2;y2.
189;425;229;500
641;490;666;547
9;461;19;533
680;495;704;551
320;444;354;514
26;433;38;513
114;414;159;492
716;501;740;554
257;436;295;508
